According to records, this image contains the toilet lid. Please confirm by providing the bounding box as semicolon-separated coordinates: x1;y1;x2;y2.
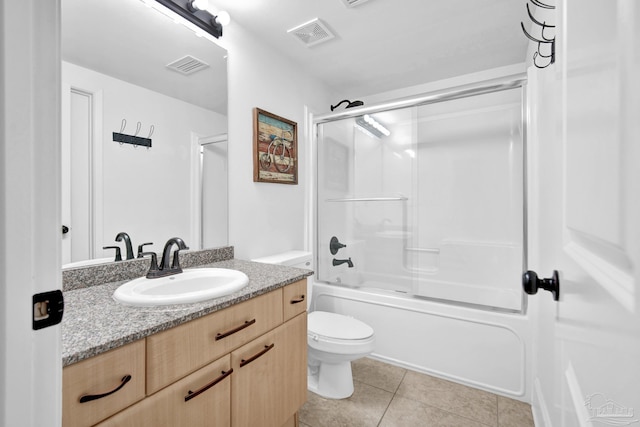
308;311;374;340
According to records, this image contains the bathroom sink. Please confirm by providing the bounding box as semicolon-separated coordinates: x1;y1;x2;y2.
113;268;249;307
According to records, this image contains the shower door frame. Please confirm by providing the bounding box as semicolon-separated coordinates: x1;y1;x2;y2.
312;72;529;313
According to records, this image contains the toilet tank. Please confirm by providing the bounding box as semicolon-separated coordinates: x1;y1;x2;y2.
252;250;312;269
252;251;313;310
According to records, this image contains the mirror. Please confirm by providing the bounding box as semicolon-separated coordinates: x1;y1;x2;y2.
61;0;228;268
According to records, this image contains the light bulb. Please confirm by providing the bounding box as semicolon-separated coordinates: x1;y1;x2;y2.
214;11;231;26
191;0;208;11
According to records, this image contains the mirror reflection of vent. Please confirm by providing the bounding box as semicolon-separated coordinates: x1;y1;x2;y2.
341;0;371;7
287;18;335;47
166;55;210;75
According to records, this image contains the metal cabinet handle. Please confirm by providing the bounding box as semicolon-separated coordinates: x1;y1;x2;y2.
184;369;233;402
79;375;132;403
215;319;256;341
290;295;305;304
239;344;275;368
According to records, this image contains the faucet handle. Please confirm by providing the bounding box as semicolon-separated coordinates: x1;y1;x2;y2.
103;246;122;262
330;236;347;255
137;242;153;258
141;252;159;278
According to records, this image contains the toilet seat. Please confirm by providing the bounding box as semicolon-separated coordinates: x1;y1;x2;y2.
308;311;374;340
307;311;375;356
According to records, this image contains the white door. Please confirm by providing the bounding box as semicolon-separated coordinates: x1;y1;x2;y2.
62;87;95;264
1;1;63;426
531;1;640;425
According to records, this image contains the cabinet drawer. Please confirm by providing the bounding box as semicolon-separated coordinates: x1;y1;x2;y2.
282;279;307;321
63;340;145;427
147;290;283;393
96;355;231;427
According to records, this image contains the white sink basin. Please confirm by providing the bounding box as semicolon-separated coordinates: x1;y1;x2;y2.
113;268;249;307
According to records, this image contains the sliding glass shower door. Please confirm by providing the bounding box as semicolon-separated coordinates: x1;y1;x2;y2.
316;85;525;311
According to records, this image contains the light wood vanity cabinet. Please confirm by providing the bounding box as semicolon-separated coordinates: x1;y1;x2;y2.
64;279;307;427
146;290;283;394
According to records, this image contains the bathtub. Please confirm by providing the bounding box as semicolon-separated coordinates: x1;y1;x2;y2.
311;280;532;401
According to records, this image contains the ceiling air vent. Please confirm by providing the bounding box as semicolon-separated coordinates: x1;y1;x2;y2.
166;55;210;76
341;0;371;7
287;18;335;48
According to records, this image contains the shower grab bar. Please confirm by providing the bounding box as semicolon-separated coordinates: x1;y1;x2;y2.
404;247;440;254
326;196;408;202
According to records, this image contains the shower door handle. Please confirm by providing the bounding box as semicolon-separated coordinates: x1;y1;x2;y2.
522;270;560;301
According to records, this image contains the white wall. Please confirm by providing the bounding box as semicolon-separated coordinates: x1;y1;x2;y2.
62;62;226;259
216;25;336;260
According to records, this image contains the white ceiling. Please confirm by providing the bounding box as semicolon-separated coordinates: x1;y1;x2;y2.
213;0;528;97
62;0;528;113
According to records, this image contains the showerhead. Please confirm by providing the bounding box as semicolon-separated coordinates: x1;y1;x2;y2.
330;99;364;111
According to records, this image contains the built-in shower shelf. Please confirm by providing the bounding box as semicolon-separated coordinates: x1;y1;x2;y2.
325;196;408;202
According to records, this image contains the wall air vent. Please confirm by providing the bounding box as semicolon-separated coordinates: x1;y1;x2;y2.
341;0;371;7
166;55;210;75
287;18;335;48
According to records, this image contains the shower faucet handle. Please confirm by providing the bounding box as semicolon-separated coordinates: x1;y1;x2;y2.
330;236;347;255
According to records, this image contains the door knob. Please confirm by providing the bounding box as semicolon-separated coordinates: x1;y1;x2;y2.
62;225;69;235
522;270;560;301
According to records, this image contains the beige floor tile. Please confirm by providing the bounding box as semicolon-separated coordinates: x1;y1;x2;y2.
379;395;491;427
352;357;407;393
299;380;394;427
498;396;534;427
396;371;498;427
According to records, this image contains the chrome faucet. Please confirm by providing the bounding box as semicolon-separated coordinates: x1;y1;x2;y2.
115;232;134;260
332;257;354;268
146;237;189;279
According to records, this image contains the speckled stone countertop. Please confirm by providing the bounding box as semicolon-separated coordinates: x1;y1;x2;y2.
62;259;313;367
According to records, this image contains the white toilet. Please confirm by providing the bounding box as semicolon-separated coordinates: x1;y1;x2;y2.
252;251;375;399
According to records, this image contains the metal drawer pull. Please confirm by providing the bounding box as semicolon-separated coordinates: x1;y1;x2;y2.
215;319;256;341
239;344;275;368
79;375;132;403
184;369;233;402
290;295;305;304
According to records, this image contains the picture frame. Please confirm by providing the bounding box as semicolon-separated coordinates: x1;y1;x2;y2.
253;108;298;184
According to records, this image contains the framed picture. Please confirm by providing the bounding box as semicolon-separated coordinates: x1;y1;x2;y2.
253;108;298;184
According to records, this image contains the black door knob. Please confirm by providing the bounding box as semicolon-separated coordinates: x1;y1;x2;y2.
62;225;69;235
522;270;560;301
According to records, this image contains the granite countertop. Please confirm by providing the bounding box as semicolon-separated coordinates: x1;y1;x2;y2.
62;259;313;367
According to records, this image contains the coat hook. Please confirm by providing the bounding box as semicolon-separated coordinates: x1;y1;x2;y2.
134;121;142;137
147;125;155;139
119;119;127;133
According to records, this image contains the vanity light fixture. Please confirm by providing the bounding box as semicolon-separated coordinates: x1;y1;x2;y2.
355;114;391;138
153;0;230;39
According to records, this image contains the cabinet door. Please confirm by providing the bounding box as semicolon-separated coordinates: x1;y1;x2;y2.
97;355;232;427
231;313;307;427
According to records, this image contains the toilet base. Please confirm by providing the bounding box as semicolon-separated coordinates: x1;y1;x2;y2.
307;360;354;399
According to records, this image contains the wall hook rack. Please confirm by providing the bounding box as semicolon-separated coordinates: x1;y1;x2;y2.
521;0;556;69
112;119;153;148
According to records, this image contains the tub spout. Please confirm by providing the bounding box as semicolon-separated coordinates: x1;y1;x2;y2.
333;258;354;268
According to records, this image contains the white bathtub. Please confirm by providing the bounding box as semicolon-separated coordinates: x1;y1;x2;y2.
311;280;532;401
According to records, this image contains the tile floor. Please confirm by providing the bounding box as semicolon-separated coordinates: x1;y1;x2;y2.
299;358;534;427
